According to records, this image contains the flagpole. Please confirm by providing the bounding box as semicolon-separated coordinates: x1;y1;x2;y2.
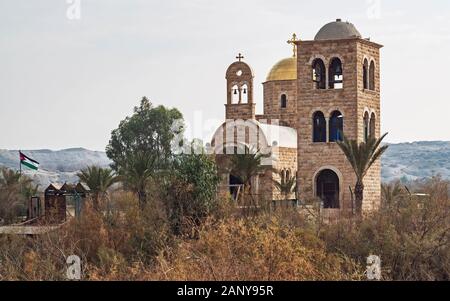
19;150;23;198
19;150;22;177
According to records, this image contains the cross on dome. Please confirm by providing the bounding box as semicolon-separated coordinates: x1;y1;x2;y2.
236;53;244;62
287;33;299;57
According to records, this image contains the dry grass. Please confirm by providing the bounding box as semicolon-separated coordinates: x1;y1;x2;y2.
0;178;448;281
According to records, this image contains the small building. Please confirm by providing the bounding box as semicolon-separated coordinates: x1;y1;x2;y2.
44;182;91;223
44;183;66;223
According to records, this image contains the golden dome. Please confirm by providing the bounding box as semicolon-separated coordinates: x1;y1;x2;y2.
266;57;297;82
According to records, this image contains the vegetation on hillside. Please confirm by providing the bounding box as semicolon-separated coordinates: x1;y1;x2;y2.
0;99;448;281
0;176;447;280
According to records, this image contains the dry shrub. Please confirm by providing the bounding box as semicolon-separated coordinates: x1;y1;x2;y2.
0;192;174;280
1;178;448;281
322;177;450;280
153;217;362;281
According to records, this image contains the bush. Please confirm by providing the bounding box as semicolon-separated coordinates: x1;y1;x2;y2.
152;217;362;281
321;177;450;280
163;154;220;235
0;192;175;280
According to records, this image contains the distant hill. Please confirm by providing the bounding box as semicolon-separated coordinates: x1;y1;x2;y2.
0;141;449;188
0;148;111;188
382;141;450;183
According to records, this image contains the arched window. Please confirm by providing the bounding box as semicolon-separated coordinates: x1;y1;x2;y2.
312;59;326;89
370;112;376;138
363;59;369;90
316;169;340;209
329;111;343;142
281;169;287;184
286;169;291;180
280;94;287;108
241;84;248;103
313;111;326;142
329;58;343;89
231;84;239;104
363;112;370;142
369;61;375;91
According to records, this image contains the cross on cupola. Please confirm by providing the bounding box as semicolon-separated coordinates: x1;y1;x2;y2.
236;53;244;62
287;33;300;57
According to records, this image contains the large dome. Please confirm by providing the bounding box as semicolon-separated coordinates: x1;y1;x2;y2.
315;19;361;41
266;57;297;82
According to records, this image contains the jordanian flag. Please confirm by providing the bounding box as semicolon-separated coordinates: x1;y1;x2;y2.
20;151;39;171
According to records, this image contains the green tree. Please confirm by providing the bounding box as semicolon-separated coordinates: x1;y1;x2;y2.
272;170;297;203
106;97;183;204
381;181;406;210
229;147;273;207
0;168;37;224
119;151;155;205
164;153;220;235
77;166;117;210
337;133;389;215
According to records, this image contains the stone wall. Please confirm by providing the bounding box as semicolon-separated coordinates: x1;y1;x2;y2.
262;79;298;128
295;38;382;212
225;103;256;120
214;37;383;213
270;147;298;200
357;41;382;210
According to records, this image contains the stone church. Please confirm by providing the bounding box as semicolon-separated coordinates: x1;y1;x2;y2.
211;19;382;213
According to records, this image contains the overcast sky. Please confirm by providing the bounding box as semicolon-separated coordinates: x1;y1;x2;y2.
0;0;449;151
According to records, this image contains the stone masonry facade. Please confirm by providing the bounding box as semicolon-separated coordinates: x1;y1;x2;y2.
212;20;383;213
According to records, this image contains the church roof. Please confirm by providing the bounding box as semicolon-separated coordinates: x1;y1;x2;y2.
211;120;297;151
258;123;297;148
314;19;362;41
266;56;297;82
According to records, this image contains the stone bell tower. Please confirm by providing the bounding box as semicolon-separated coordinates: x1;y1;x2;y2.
225;53;255;120
295;19;383;213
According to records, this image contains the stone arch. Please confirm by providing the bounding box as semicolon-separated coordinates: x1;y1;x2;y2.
329;110;343;142
307;54;328;66
328;57;344;89
313;167;343;209
363;58;369;89
312;111;327;142
231;84;239;104
240;83;249;103
226;61;254;104
327;107;345;118
363;111;370;142
311;58;326;89
211;120;271;155
280;93;288;108
369;60;376;91
369;112;376;138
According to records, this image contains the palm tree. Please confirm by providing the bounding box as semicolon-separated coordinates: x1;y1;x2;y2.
272;170;297;204
229;146;273;207
0;168;36;224
119;151;156;206
381;181;405;210
336;133;389;215
77;166;117;210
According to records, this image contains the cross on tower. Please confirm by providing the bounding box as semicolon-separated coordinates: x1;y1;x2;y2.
236;53;244;62
287;33;300;57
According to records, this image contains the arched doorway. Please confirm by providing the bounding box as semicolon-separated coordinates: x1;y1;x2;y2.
229;174;244;201
316;169;340;208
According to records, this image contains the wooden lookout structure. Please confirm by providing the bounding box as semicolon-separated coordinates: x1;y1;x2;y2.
0;182;91;236
44;182;91;223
